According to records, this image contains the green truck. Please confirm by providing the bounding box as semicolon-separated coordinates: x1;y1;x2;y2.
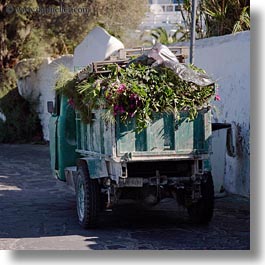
48;46;215;228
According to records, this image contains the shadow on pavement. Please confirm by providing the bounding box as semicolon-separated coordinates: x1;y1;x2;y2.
0;144;250;250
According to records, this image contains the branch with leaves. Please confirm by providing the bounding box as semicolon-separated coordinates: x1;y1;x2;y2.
56;63;216;131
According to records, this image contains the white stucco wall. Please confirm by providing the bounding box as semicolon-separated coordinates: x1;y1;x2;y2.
193;31;250;196
17;55;73;141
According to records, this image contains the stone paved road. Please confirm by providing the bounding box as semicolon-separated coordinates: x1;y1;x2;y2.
0;144;250;250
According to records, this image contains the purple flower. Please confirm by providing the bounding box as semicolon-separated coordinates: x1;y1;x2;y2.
129;93;141;104
113;105;125;115
118;105;125;114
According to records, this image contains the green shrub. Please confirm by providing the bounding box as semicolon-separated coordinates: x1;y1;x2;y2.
0;88;43;143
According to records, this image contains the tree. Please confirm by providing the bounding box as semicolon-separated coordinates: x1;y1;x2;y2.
232;5;250;33
200;0;250;37
147;0;250;45
150;27;177;45
0;0;148;95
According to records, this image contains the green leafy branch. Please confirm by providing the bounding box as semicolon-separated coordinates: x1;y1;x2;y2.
56;63;215;131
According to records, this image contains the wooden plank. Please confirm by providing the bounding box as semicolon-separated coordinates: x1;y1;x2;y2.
116;116;136;155
92;46;189;73
147;113;165;152
175;113;194;153
93;60;128;74
118;46;188;60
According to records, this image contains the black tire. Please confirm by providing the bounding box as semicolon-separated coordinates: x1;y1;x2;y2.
187;172;214;224
76;164;100;228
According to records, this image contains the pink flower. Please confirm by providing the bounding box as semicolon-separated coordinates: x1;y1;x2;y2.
117;84;126;94
214;94;221;101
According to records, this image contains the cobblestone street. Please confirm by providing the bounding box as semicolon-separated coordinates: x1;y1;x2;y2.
0;144;250;250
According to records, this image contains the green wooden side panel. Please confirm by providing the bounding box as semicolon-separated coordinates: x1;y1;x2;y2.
193;113;204;151
73;109;211;158
80;122;87;150
135;129;147;152
116;110;211;156
163;114;175;150
116;113;175;155
116;118;137;153
147;113;175;152
193;111;212;153
76;112;81;150
175;113;194;153
88;114;101;152
147;113;164;152
204;110;212;152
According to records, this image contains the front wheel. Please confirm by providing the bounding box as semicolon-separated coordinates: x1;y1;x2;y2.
76;165;100;228
187;172;214;224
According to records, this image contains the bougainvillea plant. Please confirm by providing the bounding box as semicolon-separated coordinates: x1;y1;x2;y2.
56;62;217;131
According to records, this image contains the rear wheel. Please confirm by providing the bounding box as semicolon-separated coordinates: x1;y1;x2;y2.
76;165;100;228
187;172;214;224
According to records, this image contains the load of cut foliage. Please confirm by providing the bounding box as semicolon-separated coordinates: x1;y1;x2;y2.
56;62;216;131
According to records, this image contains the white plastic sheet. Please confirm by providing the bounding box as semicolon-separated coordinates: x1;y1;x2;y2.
147;43;215;87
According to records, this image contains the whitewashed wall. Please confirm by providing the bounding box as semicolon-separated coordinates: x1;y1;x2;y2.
193;31;250;196
17;55;73;141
